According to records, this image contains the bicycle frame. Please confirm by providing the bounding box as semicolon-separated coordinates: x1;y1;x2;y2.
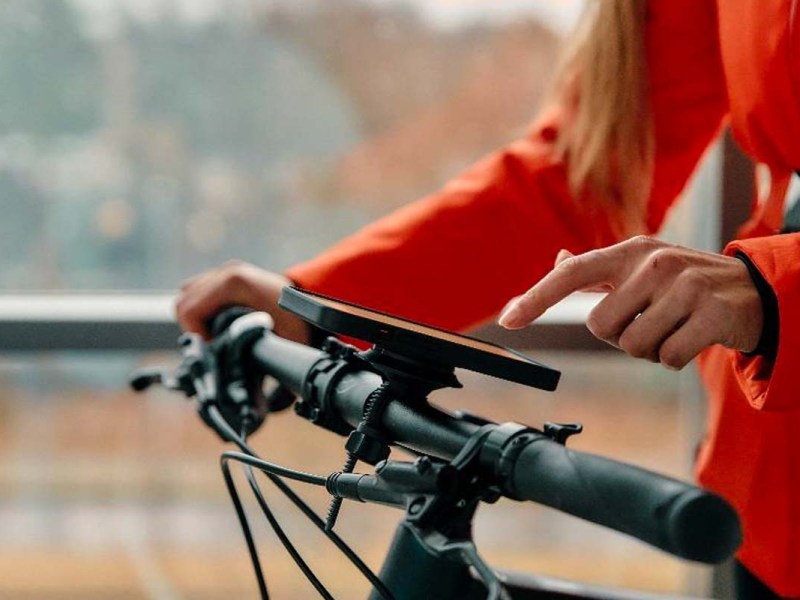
374;519;698;600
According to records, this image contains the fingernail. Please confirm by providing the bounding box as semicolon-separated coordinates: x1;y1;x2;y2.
498;303;524;329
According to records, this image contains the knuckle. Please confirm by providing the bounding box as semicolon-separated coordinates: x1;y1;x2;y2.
624;235;659;257
223;262;254;288
555;250;598;279
658;340;691;371
644;247;679;272
618;330;649;359
703;291;725;312
659;345;686;370
554;255;579;275
586;309;615;340
629;234;656;249
676;267;704;287
674;269;710;302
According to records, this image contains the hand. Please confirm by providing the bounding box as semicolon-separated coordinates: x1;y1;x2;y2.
498;236;764;370
175;261;311;344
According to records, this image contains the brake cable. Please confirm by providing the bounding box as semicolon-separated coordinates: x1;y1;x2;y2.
204;405;396;600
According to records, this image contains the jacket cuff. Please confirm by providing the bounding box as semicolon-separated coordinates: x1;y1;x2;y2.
733;252;778;360
723;234;800;410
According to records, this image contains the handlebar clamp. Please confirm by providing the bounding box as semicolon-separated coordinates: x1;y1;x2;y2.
296;338;372;436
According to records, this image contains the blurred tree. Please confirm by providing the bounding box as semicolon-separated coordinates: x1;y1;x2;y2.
133;17;359;166
0;0;560;290
0;0;100;134
0;171;46;284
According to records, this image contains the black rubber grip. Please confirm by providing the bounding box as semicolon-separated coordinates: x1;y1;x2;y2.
207;306;253;338
510;437;741;563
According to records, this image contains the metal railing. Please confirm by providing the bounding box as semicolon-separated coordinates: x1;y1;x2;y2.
0;293;605;352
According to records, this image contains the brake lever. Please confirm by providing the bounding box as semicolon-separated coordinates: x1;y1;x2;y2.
129;333;208;396
129;368;168;392
130;312;286;440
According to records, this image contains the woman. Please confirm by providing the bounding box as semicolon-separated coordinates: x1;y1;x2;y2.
177;1;800;597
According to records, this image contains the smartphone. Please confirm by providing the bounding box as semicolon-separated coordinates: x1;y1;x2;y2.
278;286;559;392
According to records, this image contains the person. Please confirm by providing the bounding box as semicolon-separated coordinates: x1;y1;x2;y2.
176;1;800;597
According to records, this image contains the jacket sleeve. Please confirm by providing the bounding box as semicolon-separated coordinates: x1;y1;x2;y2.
285;0;728;333
723;234;800;411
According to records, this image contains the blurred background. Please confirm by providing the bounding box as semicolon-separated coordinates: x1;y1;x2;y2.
0;0;745;598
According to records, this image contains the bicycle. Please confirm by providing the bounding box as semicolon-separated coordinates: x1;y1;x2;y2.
130;287;742;600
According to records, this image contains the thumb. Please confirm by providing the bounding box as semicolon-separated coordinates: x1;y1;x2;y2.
555;249;574;266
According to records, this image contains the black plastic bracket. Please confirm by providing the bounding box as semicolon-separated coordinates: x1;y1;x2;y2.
543;422;583;445
295;337;373;436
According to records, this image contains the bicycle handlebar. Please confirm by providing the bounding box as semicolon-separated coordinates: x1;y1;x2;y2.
510;437;740;563
248;328;741;564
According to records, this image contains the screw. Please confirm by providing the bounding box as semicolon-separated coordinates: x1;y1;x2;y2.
408;499;425;515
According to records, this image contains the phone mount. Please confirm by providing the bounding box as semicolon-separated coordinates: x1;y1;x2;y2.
135;289;561;538
278;286;561;533
359;345;462;395
300;334;466;532
278;286;560;392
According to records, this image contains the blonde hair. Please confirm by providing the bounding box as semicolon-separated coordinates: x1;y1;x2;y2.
553;0;653;235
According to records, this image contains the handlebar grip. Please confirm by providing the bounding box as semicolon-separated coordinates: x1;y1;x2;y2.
510;438;741;563
207;306;253;338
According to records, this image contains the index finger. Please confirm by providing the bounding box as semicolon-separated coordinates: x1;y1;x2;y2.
498;248;626;329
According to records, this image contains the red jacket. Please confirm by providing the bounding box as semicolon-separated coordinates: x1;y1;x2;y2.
288;0;800;594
